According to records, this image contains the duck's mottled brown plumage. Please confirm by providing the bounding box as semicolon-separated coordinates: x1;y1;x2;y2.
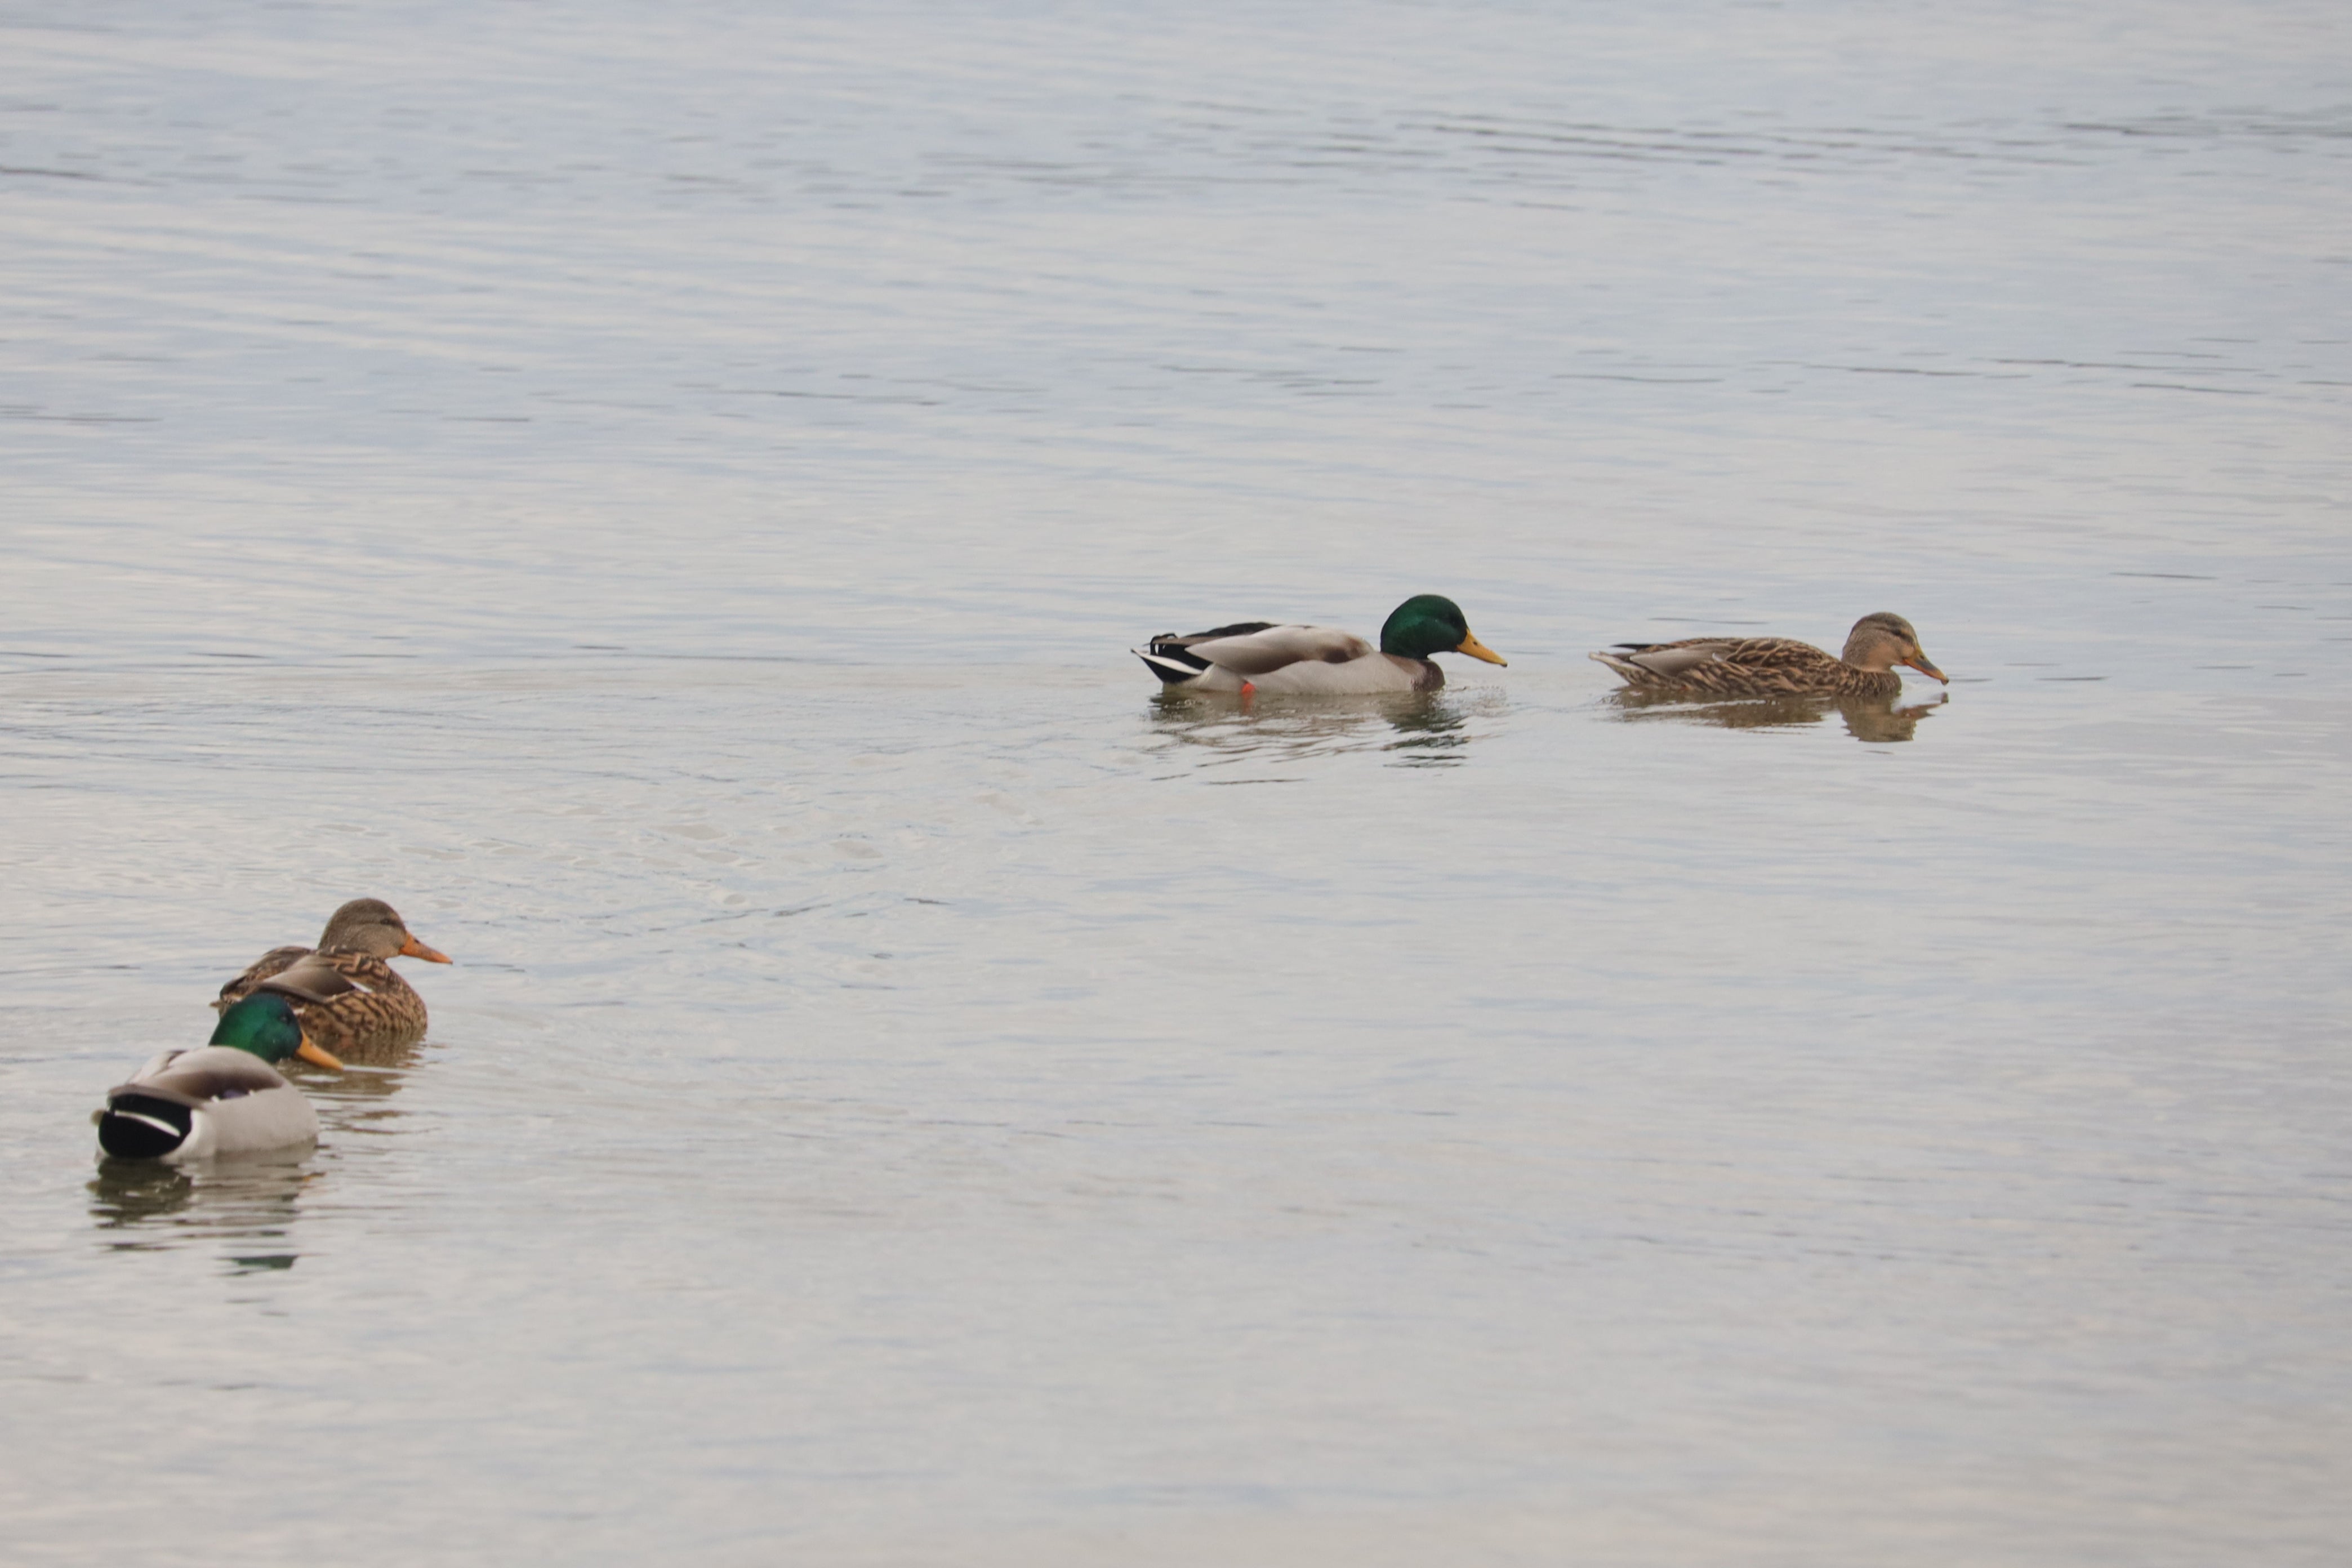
213;898;451;1057
1589;612;1948;698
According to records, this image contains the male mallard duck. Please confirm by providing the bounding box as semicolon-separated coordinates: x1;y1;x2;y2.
1589;612;1947;698
96;992;344;1162
1137;594;1508;694
213;898;451;1054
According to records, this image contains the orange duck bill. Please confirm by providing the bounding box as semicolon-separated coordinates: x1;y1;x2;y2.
1455;632;1508;666
296;1033;345;1071
399;932;454;963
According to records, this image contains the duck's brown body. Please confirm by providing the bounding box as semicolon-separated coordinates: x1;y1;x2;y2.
1590;612;1946;698
213;899;451;1055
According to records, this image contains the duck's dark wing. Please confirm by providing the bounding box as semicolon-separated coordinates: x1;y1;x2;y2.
254;952;367;1005
213;944;317;1010
1156;620;1279;650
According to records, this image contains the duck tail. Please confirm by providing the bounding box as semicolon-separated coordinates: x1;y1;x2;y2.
97;1091;195;1160
1588;649;1646;685
1134;643;1209;685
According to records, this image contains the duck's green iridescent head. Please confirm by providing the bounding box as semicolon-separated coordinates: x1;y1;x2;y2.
1379;594;1509;665
208;994;343;1070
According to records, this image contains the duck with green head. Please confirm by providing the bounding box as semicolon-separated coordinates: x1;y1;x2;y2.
96;993;344;1162
1136;594;1509;694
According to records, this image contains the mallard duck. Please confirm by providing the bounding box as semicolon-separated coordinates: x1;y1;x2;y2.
1590;612;1947;698
1137;594;1508;694
213;898;451;1054
96;992;344;1161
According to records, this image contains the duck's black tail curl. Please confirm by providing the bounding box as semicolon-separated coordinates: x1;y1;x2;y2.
98;1093;193;1160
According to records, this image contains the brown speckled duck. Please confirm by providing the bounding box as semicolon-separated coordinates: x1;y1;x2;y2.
1590;612;1948;698
213;898;452;1055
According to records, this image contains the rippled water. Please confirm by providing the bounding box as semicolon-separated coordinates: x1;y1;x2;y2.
5;3;2350;1562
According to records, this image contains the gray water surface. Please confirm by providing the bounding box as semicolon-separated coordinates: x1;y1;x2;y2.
4;3;2350;1563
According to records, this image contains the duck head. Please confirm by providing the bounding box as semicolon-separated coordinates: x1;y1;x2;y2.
317;898;452;964
1842;612;1946;683
210;992;344;1070
1380;595;1508;666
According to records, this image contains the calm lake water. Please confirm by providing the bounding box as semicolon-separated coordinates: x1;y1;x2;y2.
4;3;2349;1562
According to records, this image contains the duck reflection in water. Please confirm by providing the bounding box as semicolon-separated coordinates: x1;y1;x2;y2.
88;1148;314;1271
1603;688;1944;743
1148;688;1490;772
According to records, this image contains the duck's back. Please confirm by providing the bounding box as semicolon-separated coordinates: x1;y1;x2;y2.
215;944;316;1008
103;1046;315;1160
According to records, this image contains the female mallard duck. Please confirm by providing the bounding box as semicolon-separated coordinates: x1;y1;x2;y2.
213;898;452;1054
1137;594;1508;694
1590;612;1947;698
96;992;344;1161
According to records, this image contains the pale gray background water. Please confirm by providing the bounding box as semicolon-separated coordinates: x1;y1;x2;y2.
3;2;2349;1563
